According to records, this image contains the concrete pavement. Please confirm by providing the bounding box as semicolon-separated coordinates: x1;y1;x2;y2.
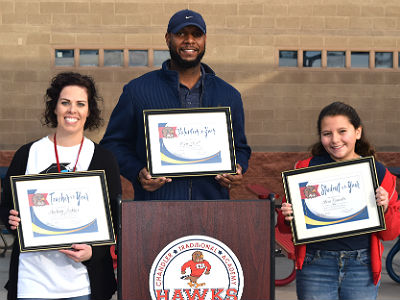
0;232;12;300
0;233;399;299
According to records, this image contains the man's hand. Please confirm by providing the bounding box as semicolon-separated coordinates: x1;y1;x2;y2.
138;167;172;192
215;164;243;190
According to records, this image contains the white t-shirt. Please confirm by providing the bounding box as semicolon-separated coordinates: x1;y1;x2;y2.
18;136;94;298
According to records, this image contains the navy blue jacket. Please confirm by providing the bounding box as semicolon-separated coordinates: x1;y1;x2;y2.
101;60;251;200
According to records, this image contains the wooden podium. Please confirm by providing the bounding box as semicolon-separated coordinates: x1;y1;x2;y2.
118;199;275;300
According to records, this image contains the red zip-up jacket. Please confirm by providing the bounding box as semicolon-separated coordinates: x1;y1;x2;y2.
278;156;400;285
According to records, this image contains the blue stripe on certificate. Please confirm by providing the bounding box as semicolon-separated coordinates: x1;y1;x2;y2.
31;207;98;237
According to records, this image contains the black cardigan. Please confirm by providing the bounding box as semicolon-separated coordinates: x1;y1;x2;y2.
0;141;121;300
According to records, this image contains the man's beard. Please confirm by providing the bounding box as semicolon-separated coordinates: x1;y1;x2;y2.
169;44;205;69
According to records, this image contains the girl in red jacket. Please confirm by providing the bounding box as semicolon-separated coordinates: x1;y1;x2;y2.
278;101;399;300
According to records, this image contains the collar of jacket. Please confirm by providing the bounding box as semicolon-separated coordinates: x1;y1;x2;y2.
161;59;216;107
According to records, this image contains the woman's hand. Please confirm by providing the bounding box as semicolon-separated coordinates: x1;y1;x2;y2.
8;209;20;230
59;244;92;263
376;186;389;213
281;202;294;222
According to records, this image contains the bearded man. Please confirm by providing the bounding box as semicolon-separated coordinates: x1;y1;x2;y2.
101;9;251;200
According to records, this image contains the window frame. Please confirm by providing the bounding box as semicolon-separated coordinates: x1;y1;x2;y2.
52;47;170;69
276;49;399;71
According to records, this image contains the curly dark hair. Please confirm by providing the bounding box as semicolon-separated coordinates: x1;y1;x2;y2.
42;72;103;130
310;101;375;158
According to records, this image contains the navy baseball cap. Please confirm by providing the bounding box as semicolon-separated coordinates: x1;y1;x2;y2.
167;9;206;34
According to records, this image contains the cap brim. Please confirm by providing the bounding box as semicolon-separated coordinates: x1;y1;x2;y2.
170;22;206;34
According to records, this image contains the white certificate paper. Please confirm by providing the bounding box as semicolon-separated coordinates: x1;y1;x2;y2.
144;107;237;177
11;171;115;251
282;157;385;245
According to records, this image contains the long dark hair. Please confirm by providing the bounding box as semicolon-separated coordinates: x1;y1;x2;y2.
310;101;375;157
42;72;103;130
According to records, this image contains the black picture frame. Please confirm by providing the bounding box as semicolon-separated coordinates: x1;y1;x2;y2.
11;170;115;252
143;107;237;177
282;157;385;245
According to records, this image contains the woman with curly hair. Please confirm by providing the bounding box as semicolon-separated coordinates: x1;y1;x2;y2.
1;72;120;300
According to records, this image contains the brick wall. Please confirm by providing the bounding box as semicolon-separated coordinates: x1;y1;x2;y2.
2;151;399;201
1;0;400;152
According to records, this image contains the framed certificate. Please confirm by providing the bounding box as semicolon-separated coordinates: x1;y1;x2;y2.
143;107;237;177
282;157;385;245
10;170;115;252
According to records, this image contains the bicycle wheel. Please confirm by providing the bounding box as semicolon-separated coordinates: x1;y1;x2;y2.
275;249;296;286
386;238;400;283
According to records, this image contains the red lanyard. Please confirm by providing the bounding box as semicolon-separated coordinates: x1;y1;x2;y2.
53;133;84;172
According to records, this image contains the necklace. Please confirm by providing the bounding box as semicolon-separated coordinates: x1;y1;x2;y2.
53;133;84;172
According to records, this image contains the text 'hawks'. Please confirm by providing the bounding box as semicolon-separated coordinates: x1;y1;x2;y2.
155;288;238;300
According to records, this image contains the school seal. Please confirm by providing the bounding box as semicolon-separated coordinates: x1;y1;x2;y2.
149;235;244;300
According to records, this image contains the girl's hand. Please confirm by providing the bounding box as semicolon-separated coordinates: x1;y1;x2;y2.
59;244;92;263
376;186;389;213
8;209;20;230
281;202;294;221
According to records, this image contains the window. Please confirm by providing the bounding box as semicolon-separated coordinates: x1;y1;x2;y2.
278;49;398;70
55;50;74;67
279;50;297;67
303;51;321;68
375;52;393;69
153;50;170;67
327;51;345;68
351;52;369;68
55;48;168;68
104;50;123;67
129;50;148;66
80;50;99;67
